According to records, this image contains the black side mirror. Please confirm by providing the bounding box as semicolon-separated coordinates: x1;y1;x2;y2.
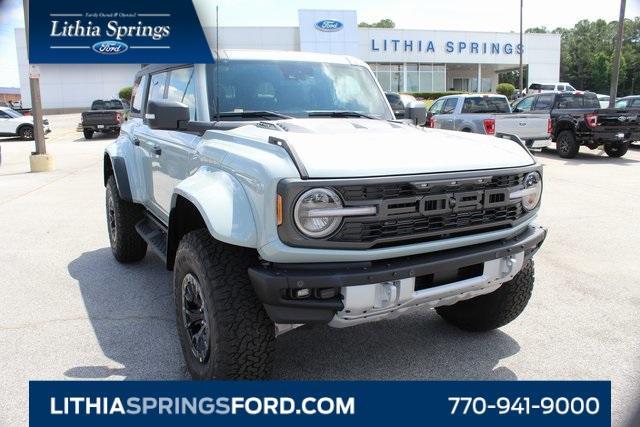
146;99;189;130
405;101;427;126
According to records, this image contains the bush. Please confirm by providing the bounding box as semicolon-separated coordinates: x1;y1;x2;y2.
405;91;466;100
496;83;515;99
118;86;132;102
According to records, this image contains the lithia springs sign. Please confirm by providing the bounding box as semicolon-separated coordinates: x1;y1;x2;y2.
370;39;523;55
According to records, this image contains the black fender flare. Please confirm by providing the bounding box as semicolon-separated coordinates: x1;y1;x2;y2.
104;154;133;201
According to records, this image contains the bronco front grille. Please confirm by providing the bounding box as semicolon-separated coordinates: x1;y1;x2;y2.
277;171;535;250
331;204;523;247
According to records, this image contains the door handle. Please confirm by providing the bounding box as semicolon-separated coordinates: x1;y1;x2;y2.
132;137;140;146
153;145;162;156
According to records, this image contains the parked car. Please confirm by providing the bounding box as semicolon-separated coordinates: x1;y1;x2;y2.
527;82;576;94
384;92;422;120
0;101;31;115
427;94;551;148
596;94;611;109
615;95;640;109
79;99;125;139
103;51;547;379
512;91;640;158
0;106;50;140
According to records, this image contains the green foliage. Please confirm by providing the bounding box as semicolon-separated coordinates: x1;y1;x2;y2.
496;83;516;98
118;86;132;101
358;19;395;28
525;17;640;96
407;91;465;100
525;26;549;34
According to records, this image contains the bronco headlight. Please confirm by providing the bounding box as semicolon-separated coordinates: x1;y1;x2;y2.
510;171;542;211
294;188;344;238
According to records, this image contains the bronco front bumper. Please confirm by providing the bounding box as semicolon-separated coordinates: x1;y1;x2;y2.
249;225;546;325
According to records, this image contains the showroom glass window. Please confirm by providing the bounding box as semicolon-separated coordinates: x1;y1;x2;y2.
370;63;446;92
167;67;197;120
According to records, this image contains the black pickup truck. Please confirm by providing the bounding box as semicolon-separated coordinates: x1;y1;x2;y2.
512;91;640;158
80;99;125;139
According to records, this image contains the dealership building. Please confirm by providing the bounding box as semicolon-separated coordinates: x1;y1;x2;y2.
14;9;560;112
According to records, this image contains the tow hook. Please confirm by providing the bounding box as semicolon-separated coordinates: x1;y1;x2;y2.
502;255;517;277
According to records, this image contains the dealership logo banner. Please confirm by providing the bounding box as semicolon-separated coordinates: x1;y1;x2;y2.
30;380;610;426
28;0;213;63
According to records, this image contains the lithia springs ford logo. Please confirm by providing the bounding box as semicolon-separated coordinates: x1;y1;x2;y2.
92;40;128;55
315;20;343;32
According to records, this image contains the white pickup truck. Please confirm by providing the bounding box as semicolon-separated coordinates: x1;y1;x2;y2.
427;94;551;149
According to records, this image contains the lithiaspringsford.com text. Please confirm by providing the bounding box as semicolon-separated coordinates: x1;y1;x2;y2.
50;396;356;416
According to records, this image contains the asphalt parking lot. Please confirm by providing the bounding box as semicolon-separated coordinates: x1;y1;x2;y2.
1;118;639;425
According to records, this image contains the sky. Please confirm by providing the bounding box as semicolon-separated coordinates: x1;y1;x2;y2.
0;0;638;87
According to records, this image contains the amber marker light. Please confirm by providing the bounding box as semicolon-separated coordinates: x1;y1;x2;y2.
277;195;283;226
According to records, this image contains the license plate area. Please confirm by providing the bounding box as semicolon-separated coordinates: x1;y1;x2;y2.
414;262;485;291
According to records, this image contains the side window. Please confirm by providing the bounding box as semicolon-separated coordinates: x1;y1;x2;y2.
148;72;168;103
556;85;565;91
130;74;148;116
0;111;10;118
442;98;458;114
166;67;197;120
514;96;534;112
429;99;445;114
583;95;600;109
556;95;582;109
566;85;576;91
631;99;640;107
534;94;553;111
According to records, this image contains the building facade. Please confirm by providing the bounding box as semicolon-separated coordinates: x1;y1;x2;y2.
14;9;560;112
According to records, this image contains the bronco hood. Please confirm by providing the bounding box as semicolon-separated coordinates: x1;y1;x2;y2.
233;118;535;178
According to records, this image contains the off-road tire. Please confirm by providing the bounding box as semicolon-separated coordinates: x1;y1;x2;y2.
105;175;147;262
604;142;628;158
83;129;94;139
435;260;535;332
556;130;579;158
19;125;34;140
173;230;275;379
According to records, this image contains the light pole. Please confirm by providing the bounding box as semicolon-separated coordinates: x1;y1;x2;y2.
518;0;524;96
22;0;53;171
609;0;626;108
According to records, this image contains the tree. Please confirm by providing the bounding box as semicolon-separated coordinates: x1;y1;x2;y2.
358;19;395;28
525;26;549;33
118;86;132;101
496;83;516;98
527;17;640;96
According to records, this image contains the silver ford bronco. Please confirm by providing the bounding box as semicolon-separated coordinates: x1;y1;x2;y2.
104;50;546;379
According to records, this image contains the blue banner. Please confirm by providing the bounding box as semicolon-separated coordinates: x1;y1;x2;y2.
28;0;214;63
29;380;611;426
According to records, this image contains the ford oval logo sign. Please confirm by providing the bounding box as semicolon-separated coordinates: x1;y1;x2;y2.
315;20;343;32
92;40;129;55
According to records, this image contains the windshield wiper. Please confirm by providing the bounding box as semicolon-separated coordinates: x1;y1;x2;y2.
306;110;376;119
216;111;292;120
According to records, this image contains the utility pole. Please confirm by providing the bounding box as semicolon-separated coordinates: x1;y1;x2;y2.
23;0;53;171
609;0;626;108
518;0;524;96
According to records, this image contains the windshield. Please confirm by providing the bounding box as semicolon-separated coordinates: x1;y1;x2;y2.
206;60;392;120
4;108;23;118
91;100;124;110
